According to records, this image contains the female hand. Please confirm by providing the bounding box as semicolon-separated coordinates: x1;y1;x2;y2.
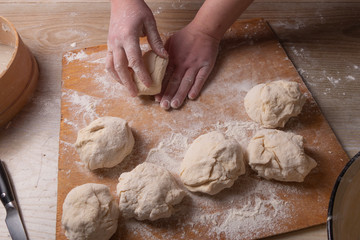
106;0;167;97
156;22;220;109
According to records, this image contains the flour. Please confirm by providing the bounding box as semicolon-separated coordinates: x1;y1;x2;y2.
62;89;101;127
64;50;88;64
152;6;163;16
1;23;10;32
61;42;320;239
327;76;341;86
89;57;106;64
0;44;14;74
134;120;295;239
346;75;355;81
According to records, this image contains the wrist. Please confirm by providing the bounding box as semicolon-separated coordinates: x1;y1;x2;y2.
186;20;223;43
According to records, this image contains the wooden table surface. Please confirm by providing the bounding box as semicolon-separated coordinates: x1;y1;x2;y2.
0;0;359;239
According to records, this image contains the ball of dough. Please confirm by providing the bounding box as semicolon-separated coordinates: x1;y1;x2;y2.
247;129;317;182
75;116;134;170
62;183;119;240
244;80;306;128
134;50;168;96
180;131;245;195
116;162;186;221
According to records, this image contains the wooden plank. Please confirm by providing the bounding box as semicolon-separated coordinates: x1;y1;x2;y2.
57;19;348;240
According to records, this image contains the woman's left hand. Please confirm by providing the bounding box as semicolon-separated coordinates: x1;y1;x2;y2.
155;22;220;109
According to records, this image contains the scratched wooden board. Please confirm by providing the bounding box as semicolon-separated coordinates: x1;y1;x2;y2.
56;18;348;240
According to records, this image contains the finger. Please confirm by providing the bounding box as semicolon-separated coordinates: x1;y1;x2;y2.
144;20;168;58
160;68;185;110
171;69;198;109
123;39;152;88
105;51;123;85
188;66;212;100
113;48;138;97
155;63;174;102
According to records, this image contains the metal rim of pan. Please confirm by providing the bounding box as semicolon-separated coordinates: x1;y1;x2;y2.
327;150;360;239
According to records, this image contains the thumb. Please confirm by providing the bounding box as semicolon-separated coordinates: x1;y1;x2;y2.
144;20;168;58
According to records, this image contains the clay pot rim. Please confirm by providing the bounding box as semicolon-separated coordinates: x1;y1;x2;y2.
0;16;19;79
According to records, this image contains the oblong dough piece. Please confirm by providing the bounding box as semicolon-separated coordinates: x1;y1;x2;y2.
244;80;306;128
247;129;317;182
134;50;168;96
116;162;186;221
180;131;245;195
75;116;135;170
62;183;119;240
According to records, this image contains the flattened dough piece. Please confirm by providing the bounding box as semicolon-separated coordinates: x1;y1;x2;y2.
244;80;306;128
134;50;168;95
62;183;119;240
116;162;186;221
247;129;317;182
180;131;245;195
75;116;134;170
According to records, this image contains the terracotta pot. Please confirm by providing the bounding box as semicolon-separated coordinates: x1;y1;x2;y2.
0;16;39;127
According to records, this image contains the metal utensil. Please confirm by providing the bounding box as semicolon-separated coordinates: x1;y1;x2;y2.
0;159;28;240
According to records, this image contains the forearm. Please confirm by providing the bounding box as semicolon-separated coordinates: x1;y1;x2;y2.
190;0;254;40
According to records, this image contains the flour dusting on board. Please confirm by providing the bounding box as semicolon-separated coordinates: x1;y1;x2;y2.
62;89;102;127
64;50;88;64
61;26;330;239
136;120;294;239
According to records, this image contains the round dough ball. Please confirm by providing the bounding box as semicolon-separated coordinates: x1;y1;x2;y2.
180;131;245;195
244;80;306;128
116;162;186;221
75;116;134;170
134;50;168;96
62;183;119;240
247;129;317;182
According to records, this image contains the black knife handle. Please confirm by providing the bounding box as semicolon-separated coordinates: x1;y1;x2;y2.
0;159;15;206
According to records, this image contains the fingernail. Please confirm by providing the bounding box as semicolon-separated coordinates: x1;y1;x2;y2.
161;48;168;58
171;99;179;109
160;100;170;110
188;93;196;100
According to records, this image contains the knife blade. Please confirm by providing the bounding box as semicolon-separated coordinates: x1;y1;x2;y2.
0;159;28;240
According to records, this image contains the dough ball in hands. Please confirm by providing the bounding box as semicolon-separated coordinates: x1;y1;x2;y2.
134;50;168;96
61;183;119;240
116;162;186;221
75;116;134;170
180;131;245;195
244;80;306;128
247;129;317;182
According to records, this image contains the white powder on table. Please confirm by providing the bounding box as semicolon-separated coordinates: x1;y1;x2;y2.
64;50;88;64
0;43;14;74
134;120;295;239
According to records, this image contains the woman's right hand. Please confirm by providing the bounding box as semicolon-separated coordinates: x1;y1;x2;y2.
106;0;168;97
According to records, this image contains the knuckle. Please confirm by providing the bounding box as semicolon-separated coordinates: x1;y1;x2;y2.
169;77;181;85
183;77;194;84
114;64;123;72
105;65;112;72
196;75;206;81
128;57;141;68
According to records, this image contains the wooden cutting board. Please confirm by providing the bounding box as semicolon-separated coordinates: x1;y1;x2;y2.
56;18;348;240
